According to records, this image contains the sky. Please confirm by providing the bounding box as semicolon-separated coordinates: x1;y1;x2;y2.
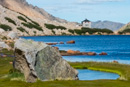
26;0;130;24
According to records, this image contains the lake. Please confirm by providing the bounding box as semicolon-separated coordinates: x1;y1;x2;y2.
22;35;130;64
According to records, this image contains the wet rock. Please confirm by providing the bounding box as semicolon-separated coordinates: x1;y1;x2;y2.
67;50;81;54
14;38;78;83
46;43;58;45
86;52;97;56
60;50;97;56
82;52;88;55
99;52;107;55
59;42;64;44
53;46;59;50
67;40;75;44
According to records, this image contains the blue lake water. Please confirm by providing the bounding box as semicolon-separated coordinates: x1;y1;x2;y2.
22;35;129;80
22;35;130;64
78;69;119;80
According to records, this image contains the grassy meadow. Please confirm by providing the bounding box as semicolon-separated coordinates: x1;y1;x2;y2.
0;49;130;87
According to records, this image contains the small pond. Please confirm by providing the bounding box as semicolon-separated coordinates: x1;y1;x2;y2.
78;69;120;80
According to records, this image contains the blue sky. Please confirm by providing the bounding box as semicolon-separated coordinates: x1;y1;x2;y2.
26;0;130;24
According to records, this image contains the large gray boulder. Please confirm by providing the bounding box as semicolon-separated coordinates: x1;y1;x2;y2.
14;38;78;82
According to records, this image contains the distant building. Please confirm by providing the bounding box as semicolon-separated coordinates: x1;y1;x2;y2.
82;19;91;28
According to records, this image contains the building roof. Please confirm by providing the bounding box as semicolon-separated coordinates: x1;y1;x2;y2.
82;19;91;23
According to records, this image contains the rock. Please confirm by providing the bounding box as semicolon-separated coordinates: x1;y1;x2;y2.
14;38;78;83
46;43;58;45
113;60;118;63
67;40;75;44
53;46;59;50
59;42;64;44
67;50;81;55
0;41;10;49
99;52;107;55
60;50;97;56
7;31;19;39
9;62;13;64
0;28;5;34
82;52;88;55
87;52;97;56
67;50;76;54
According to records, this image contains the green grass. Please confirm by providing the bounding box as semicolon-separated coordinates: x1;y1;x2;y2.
1;49;130;87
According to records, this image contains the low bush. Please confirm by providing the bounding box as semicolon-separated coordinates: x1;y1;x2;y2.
68;29;75;34
118;28;130;34
68;28;113;35
22;22;43;31
17;27;28;34
5;17;16;25
18;16;27;22
0;24;12;31
52;30;55;35
45;23;66;30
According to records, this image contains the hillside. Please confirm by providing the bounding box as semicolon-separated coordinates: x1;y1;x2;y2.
118;22;130;32
91;20;125;31
0;0;67;23
0;0;81;37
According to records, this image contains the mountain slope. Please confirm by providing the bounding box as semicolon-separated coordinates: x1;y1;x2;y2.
91;21;125;31
0;0;67;23
0;0;81;36
118;22;130;32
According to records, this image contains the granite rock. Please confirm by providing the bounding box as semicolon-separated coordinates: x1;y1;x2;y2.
14;38;78;82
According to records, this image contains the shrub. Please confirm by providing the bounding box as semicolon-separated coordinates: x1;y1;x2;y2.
18;16;27;22
22;22;43;31
5;17;16;25
31;21;40;26
1;36;7;40
62;33;66;35
33;31;36;35
17;27;28;34
119;28;130;34
0;24;12;31
45;23;66;30
52;30;55;35
68;29;75;34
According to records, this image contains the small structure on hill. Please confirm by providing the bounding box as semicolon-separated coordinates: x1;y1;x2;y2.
82;19;91;28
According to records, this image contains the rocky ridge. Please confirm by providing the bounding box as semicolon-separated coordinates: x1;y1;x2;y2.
92;20;125;31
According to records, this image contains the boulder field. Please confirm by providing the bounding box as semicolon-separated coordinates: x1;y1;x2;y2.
14;38;78;83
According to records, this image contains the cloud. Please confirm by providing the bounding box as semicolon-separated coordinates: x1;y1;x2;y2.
77;0;124;4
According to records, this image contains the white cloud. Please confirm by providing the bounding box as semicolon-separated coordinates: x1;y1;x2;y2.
77;0;124;4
